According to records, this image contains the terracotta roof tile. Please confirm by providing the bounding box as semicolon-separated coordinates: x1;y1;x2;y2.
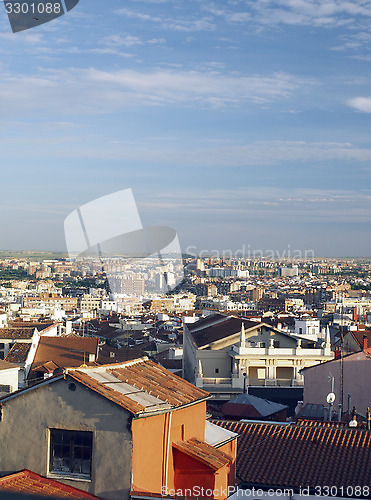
68;369;146;414
30;336;99;377
5;342;31;363
173;437;232;470
0;327;35;340
214;420;371;489
67;358;209;416
0;469;99;498
108;359;208;407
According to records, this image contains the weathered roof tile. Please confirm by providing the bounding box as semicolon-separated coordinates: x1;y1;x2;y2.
0;469;99;498
214;420;371;488
173;437;232;470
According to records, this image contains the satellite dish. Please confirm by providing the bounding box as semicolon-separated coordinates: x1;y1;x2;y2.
349;420;358;427
327;392;336;404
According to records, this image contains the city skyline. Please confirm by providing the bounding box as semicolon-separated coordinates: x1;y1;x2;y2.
0;0;371;256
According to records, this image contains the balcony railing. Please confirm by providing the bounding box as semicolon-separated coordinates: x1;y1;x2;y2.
200;377;303;387
248;378;303;387
201;377;232;385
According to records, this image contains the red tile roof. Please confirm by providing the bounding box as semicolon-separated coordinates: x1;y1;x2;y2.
30;336;99;377
0;469;99;498
5;342;31;363
108;359;208;407
351;330;371;350
68;369;146;414
68;358;209;416
173;437;232;470
0;327;35;340
214;420;371;489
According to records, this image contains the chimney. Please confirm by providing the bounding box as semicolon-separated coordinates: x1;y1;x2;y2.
363;335;368;351
334;348;341;360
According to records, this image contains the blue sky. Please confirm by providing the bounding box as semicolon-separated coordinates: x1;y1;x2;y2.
0;0;371;257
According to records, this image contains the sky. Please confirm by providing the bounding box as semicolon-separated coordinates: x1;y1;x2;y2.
0;0;371;257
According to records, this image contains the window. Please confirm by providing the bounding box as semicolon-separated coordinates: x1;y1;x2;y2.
215;368;219;374
49;429;93;479
0;343;4;349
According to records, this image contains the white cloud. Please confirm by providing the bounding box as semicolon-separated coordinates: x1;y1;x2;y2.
116;7;216;32
139;186;371;224
348;97;371;113
0;67;314;117
102;34;144;47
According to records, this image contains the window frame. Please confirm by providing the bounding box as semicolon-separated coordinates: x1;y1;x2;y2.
48;428;93;481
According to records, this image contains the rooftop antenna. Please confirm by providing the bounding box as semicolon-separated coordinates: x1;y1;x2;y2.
340;292;344;411
327;391;336;421
327;373;335;421
349;406;358;428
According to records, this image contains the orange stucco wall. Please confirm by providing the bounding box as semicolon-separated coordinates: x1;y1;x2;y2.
173;448;231;499
131;401;207;495
218;439;236;487
173;449;217;495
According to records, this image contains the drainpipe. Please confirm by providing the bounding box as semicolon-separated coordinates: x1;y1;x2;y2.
163;411;172;491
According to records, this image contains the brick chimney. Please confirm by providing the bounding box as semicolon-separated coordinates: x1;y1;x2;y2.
363;334;368;351
334;348;342;360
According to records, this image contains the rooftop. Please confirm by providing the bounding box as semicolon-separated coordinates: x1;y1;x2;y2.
5;342;31;364
0;328;35;340
214;420;371;489
221;393;287;419
30;335;99;376
189;316;263;348
0;359;19;371
173;437;232;470
0;469;99;498
67;357;209;416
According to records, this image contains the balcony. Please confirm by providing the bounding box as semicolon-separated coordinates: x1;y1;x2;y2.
198;377;303;388
247;378;303;387
201;377;232;386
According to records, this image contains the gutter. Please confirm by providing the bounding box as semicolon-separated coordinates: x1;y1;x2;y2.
133;395;211;419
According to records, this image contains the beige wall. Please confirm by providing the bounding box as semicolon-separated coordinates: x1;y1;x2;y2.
0;376;132;500
0;367;19;392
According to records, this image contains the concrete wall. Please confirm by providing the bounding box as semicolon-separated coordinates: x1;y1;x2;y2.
198;350;232;378
0;367;19;392
303;351;371;416
245;328;297;348
0;376;132;500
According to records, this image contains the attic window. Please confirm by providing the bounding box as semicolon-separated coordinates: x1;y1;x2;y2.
49;429;92;480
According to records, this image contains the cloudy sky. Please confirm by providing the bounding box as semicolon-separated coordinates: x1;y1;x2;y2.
0;0;371;257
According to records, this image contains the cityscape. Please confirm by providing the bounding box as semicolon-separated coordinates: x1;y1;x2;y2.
0;250;370;497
